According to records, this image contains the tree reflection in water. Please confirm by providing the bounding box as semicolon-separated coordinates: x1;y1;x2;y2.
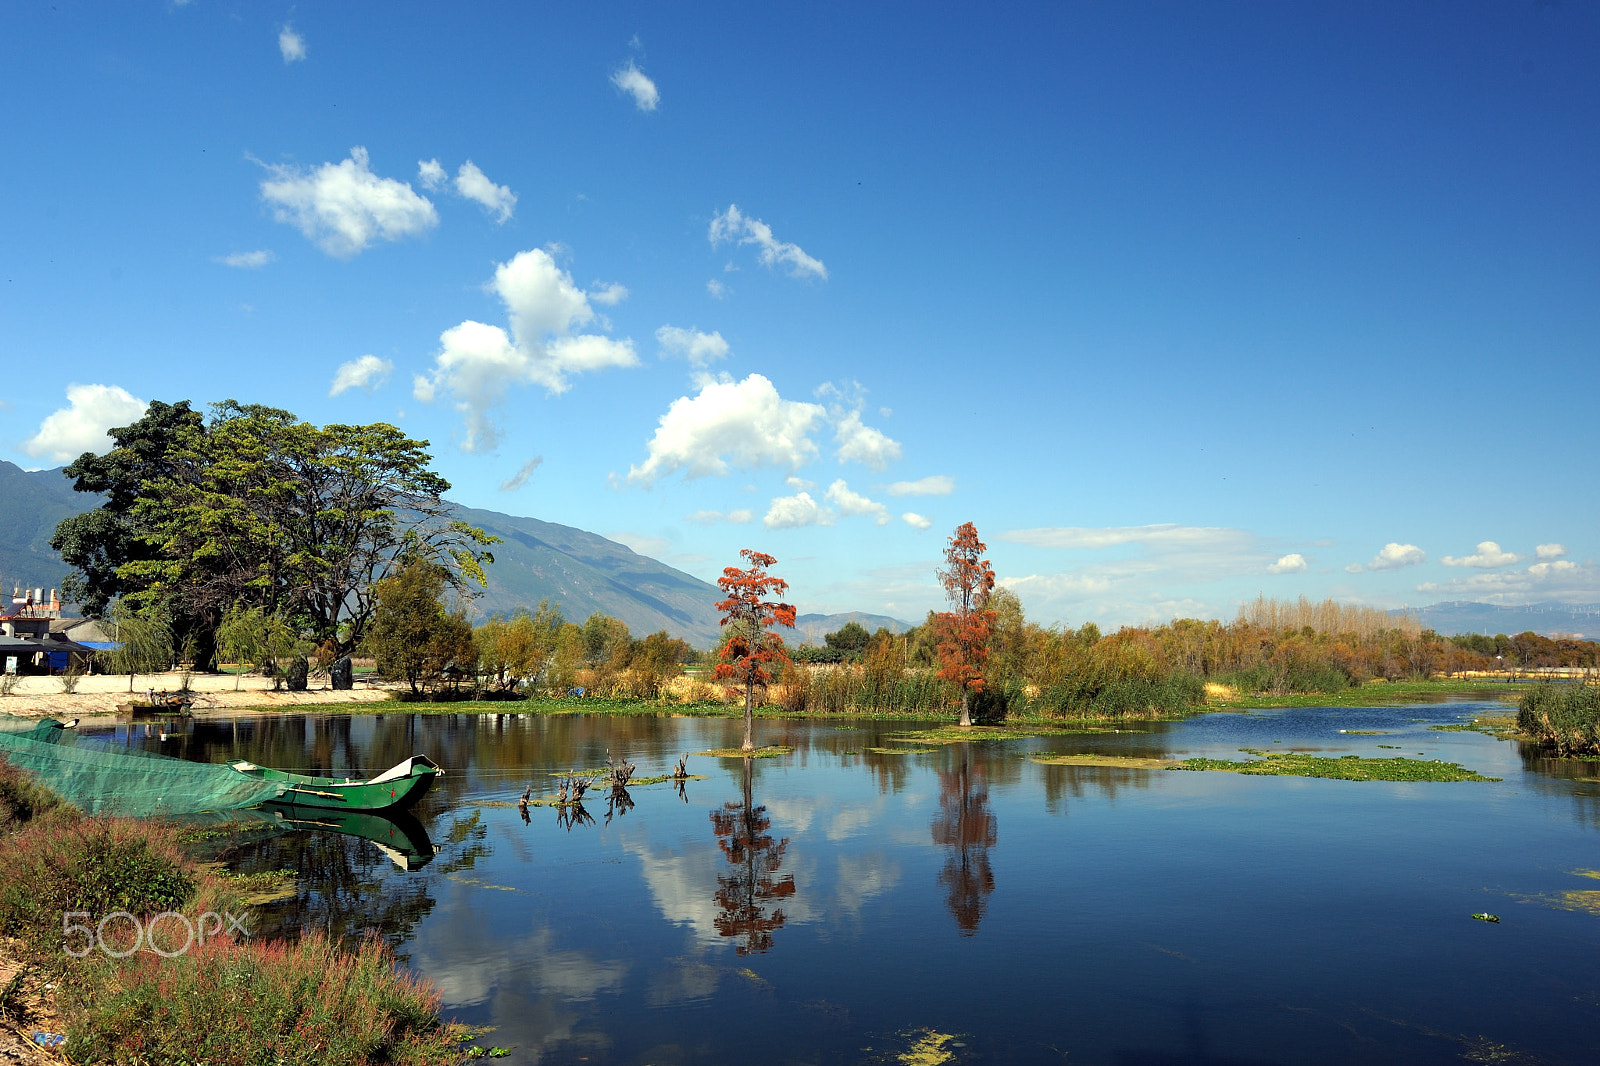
932;746;997;935
709;757;796;955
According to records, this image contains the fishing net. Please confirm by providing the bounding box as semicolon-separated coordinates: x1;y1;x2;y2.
0;716;284;817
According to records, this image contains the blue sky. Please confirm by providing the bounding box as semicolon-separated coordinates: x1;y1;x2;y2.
2;2;1597;628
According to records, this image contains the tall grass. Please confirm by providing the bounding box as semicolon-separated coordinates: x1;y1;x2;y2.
1237;594;1420;639
1518;683;1600;757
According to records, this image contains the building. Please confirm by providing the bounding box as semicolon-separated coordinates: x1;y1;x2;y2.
0;586;97;675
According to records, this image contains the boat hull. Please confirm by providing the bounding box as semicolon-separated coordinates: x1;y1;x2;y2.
230;756;441;812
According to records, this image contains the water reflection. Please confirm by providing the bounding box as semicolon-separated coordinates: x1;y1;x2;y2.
710;757;796;955
932;745;996;935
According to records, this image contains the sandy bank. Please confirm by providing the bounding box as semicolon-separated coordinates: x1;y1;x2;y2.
0;672;391;719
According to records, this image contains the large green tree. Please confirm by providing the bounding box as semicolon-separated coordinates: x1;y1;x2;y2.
53;400;496;658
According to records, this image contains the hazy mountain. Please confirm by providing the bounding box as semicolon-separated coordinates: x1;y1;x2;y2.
449;504;723;646
0;464;726;646
781;611;913;646
0;462;86;597
1398;601;1600;640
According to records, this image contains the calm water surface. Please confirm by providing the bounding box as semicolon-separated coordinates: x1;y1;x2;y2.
88;702;1600;1064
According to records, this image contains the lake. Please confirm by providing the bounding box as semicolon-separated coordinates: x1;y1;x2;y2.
86;701;1600;1064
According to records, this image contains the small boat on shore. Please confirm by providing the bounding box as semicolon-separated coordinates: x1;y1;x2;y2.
229;755;442;812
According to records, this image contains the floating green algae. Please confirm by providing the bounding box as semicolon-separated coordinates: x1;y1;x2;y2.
1171;749;1498;782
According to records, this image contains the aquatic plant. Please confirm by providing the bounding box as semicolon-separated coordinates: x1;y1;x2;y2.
1172;751;1498;782
1517;683;1600;757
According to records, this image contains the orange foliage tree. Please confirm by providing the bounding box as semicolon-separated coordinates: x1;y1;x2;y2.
715;549;797;752
934;521;996;727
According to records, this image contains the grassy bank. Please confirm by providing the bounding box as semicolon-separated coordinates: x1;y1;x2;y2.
1518;683;1600;757
1207;678;1532;710
0;756;468;1065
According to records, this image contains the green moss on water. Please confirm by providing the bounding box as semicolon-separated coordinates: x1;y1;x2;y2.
886;724;1119;745
697;746;792;759
1172;750;1498;782
867;746;938;755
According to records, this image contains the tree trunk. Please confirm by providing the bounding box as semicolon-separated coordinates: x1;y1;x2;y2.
742;678;755;752
959;683;972;728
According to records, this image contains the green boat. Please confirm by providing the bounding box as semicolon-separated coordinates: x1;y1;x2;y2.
229;755;442;812
265;807;436;870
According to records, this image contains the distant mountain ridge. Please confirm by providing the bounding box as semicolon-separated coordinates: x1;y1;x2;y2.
0;462;726;646
781;611;913;646
1395;601;1600;640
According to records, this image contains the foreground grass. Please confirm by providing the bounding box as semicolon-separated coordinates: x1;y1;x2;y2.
1172;749;1499;782
0;756;466;1065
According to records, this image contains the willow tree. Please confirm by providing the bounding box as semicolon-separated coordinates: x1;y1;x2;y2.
933;521;996;728
714;550;796;752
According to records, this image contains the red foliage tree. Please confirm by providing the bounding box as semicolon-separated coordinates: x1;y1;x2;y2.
709;757;796;954
715;549;797;752
933;521;996;727
931;752;997;935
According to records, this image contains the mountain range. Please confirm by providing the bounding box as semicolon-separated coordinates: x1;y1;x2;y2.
1396;601;1600;640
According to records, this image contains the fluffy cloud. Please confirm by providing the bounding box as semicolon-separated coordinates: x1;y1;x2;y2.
589;283;629;306
328;354;393;397
1266;553;1308;574
706;278;727;299
22;384;146;465
709;205;827;280
278;25;305;63
1536;543;1567;560
1441;541;1521;569
1418;558;1599;605
454;161;516;223
499;456;543;491
417;159;446;190
685;509;754;526
1004;524;1243;551
825;480;891;525
215;250;275;269
1346;542;1426;574
902;513;933;530
260;147;437;258
833;409;901;469
887;475;954;497
764;492;833;530
626;374;826;486
656;326;730;367
414;248;638;451
611;61;659;110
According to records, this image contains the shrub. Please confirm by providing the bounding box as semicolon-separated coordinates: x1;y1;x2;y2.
0;753;73;834
1519;683;1600;757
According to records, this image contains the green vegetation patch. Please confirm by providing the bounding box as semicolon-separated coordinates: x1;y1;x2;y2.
1210;679;1531;710
697;746;793;759
1171;749;1498;782
1031;753;1178;769
1338;729;1389;734
886;724;1090;744
867;746;938;756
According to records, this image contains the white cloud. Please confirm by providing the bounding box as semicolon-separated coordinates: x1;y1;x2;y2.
764;492;834;529
260;147;437;258
655;326;730;367
328;354;393;397
1536;543;1567;560
626;373;825;486
1004;524;1243;550
414;248;639;451
825;479;891;525
902;512;933;530
1441;540;1521;569
785;476;814;490
215;250;275;269
278;25;306;63
832;408;901;469
454;161;516;223
684;509;754;526
1346;542;1426;574
22;384;146;465
417;159;446;190
589;282;629;306
887;475;954;497
709;204;827;280
500;456;543;491
706;278;727;299
1418;558;1600;605
610;60;659;111
1267;553;1308;574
